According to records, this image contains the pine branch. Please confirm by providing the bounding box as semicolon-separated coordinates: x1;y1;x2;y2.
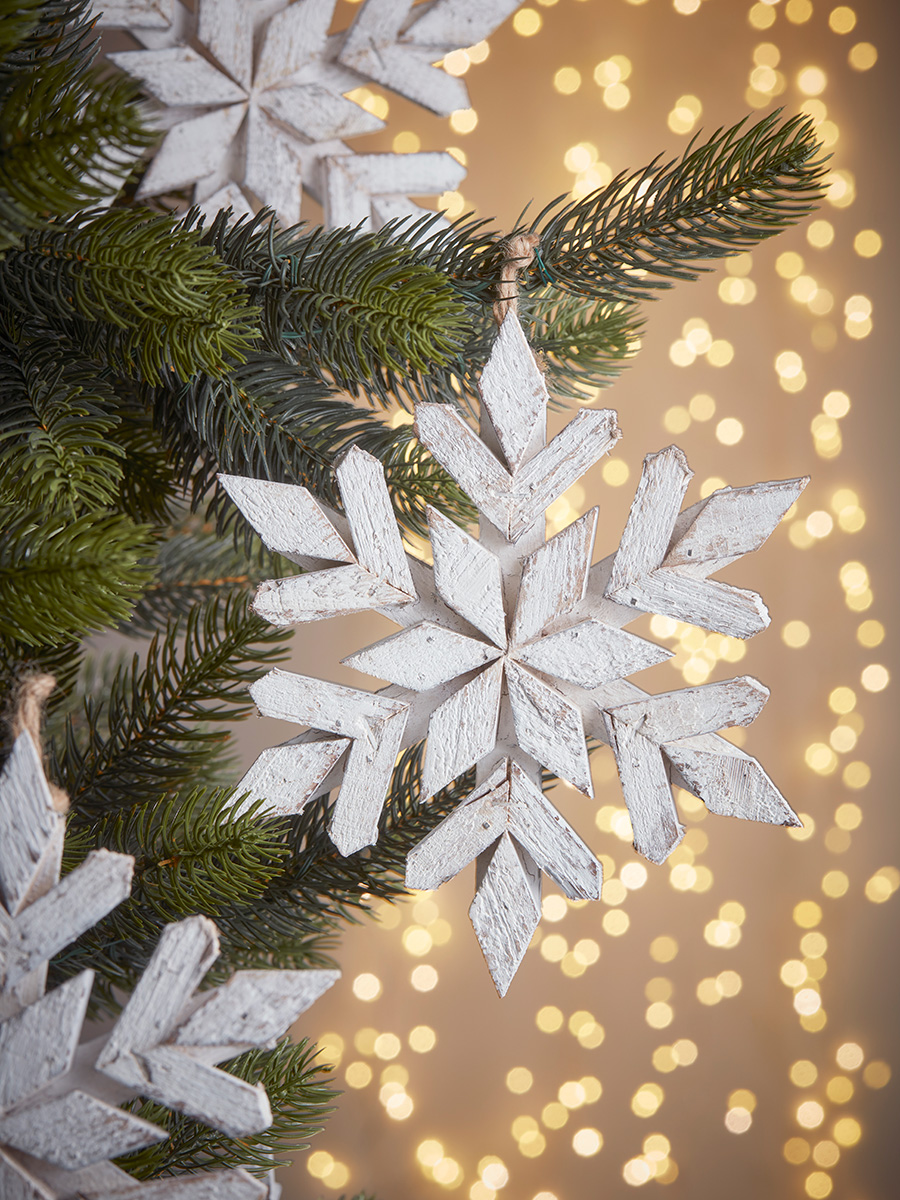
0;507;155;646
0;210;260;380
0;0;154;245
524;290;640;401
0;313;125;513
154;354;477;540
529;110;828;300
118;1039;338;1179
53;594;290;820
197;211;471;403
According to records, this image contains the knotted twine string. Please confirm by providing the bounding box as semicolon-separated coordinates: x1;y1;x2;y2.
493;232;541;326
9;673;69;812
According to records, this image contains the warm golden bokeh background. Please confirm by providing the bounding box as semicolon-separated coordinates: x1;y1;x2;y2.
235;1;897;1195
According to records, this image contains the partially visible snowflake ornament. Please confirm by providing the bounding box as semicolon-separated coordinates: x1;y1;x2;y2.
99;0;522;227
222;312;807;994
0;726;337;1199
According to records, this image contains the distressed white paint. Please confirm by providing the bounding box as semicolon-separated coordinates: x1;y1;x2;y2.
0;735;61;918
263;85;384;143
253;565;412;626
416;404;620;542
107;48;245;106
255;0;334;89
421;661;503;797
0;973;93;1113
603;713;685;864
217;475;354;566
505;661;592;796
605;447;809;638
469;833;541;997
250;669;407;740
665;734;801;827
516;618;672;688
230;738;351;818
96;0;174;29
1;851;133;994
197;0;253;88
603;677;769;744
428;508;507;647
136;1045;273;1136
345;622;500;690
97;1168;267;1198
511;509;598;644
336;0;470;115
406;0;523;51
336;446;416;598
97;918;221;1085
215;309;801;993
477;309;549;471
175;969;339;1050
323;152;465;230
136;105;246;199
0;1092;165;1170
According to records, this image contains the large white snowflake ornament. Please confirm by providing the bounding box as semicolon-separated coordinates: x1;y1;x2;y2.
98;0;523;228
0;731;338;1199
222;312;807;994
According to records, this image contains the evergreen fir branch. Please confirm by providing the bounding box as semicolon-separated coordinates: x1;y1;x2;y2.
127;518;290;635
0;314;125;513
53;593;290;820
528;110;827;301
0;0;154;245
155;355;476;540
196;211;471;402
112;390;182;527
524;291;640;401
0;508;155;646
0;210;260;380
118;1039;337;1179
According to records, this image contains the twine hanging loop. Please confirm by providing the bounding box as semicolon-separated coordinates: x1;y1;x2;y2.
493;232;541;325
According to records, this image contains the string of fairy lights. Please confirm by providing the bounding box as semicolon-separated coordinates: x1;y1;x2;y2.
294;1;894;1197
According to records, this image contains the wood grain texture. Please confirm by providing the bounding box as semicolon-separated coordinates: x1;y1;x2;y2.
603;677;769;744
511;508;598;645
505;762;600;900
175;970;339;1051
197;0;252;87
469;833;541;997
477;309;549;472
337;0;470;115
230;738;351;819
406;0;523;50
603;714;685;864
665;735;801;827
107;47;245;105
344;621;500;690
0;973;93;1113
96;0;174;29
0;1091;166;1171
217;475;354;566
516;618;672;689
505;661;592;796
406;767;512;890
137;1045;273;1137
336;445;417;598
253;565;413;626
97;1168;267;1198
2;851;134;993
421;661;504;797
605;448;809;637
416;403;620;542
0;735;61;918
323;152;465;229
136;105;246;198
428;507;507;647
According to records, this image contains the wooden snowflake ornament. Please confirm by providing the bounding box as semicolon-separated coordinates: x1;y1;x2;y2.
0;731;338;1198
98;0;523;227
223;311;807;994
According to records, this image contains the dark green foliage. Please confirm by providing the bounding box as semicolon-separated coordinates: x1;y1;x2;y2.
198;213;472;392
0;314;125;512
54;594;289;820
0;509;155;645
0;210;260;381
529;110;828;301
526;290;639;402
156;356;477;541
0;0;155;246
119;1039;338;1178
